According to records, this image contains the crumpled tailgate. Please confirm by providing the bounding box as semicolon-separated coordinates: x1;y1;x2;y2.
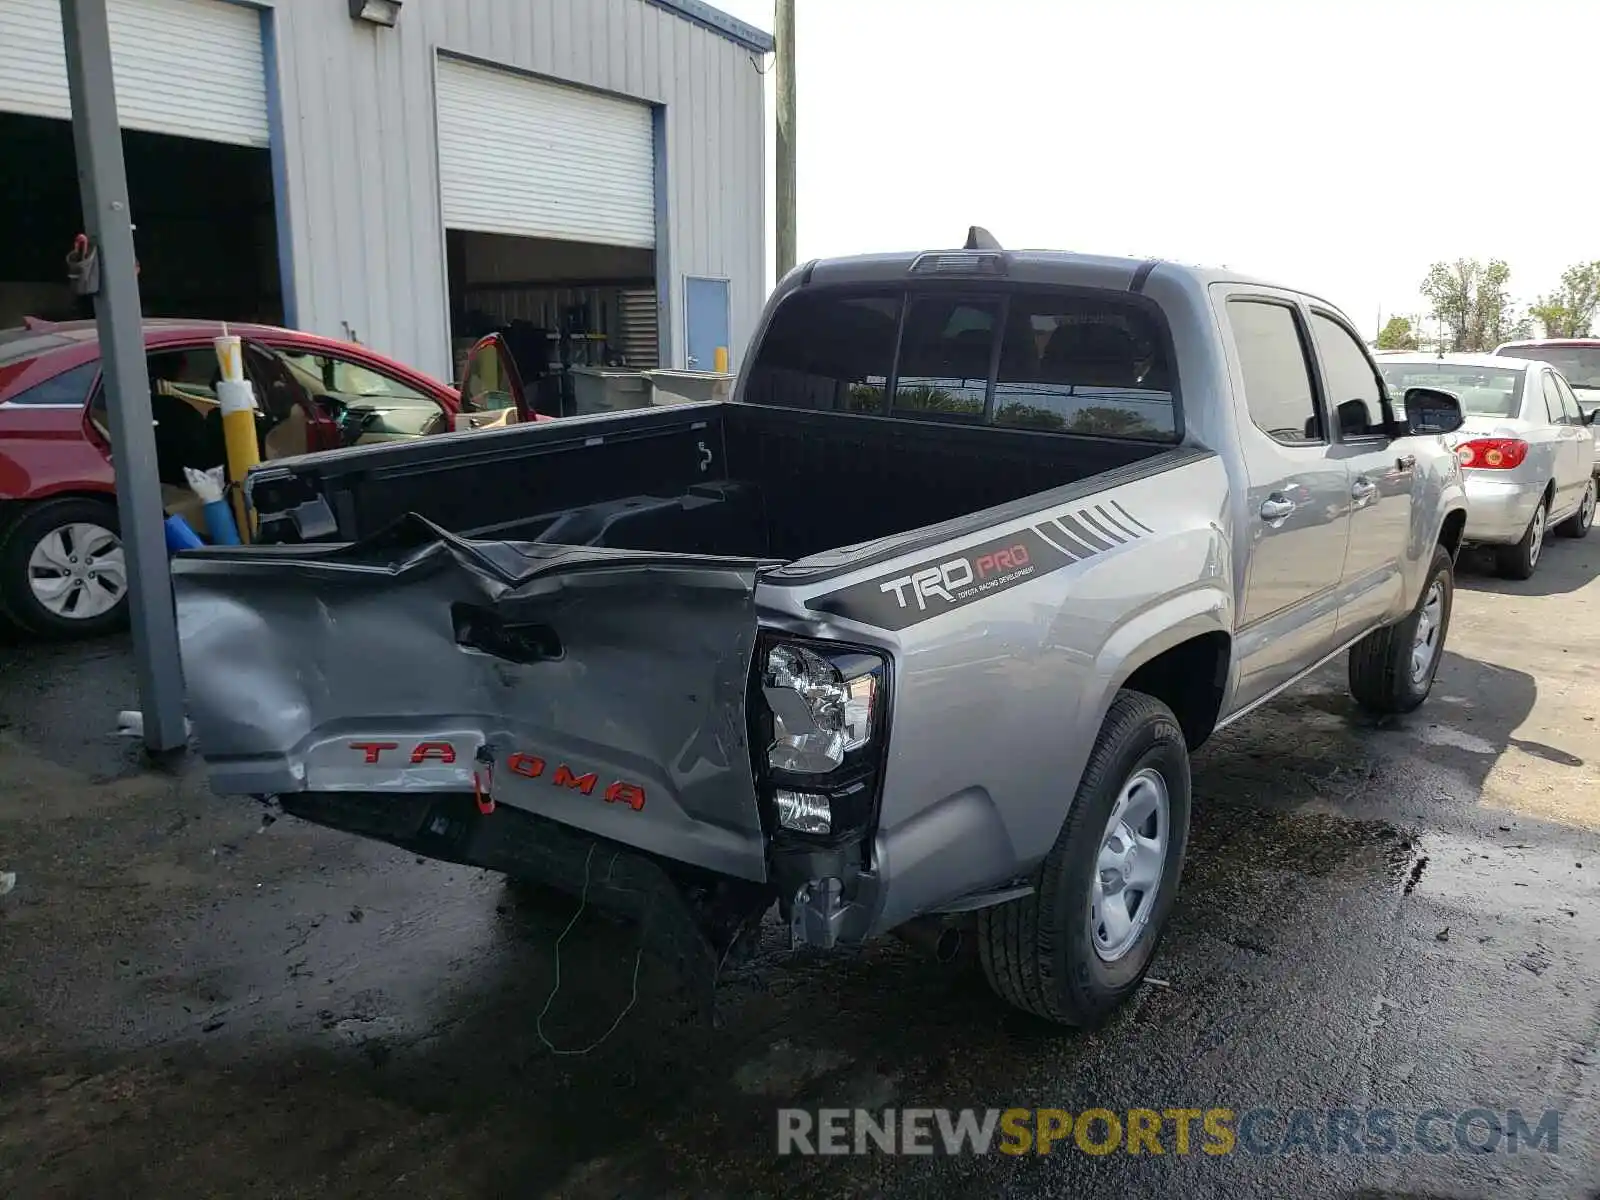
172;516;772;881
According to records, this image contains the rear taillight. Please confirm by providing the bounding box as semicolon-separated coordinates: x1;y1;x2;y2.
1456;437;1528;469
753;637;889;842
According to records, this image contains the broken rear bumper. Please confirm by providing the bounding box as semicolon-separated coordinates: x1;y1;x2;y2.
281;791;769;982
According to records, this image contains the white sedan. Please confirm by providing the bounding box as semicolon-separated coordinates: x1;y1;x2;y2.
1377;353;1597;579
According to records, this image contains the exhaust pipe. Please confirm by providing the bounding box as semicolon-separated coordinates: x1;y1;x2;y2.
892;917;963;964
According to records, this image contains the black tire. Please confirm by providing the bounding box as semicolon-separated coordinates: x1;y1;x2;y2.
977;690;1190;1027
1348;544;1453;715
0;496;129;639
1495;497;1548;579
1556;477;1595;539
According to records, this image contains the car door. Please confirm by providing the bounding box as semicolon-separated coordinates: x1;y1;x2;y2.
1552;373;1595;495
1553;373;1598;478
1307;309;1414;639
1219;292;1352;711
243;341;339;460
455;333;530;433
1538;370;1584;520
271;346;451;445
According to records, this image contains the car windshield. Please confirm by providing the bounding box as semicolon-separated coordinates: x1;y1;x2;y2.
1378;362;1524;418
1500;346;1600;391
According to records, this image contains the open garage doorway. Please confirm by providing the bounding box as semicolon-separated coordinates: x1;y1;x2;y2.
445;229;658;418
436;56;661;419
0;112;281;330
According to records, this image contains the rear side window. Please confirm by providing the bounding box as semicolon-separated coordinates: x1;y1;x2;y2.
992;297;1176;439
741;291;901;414
1541;373;1564;423
744;285;1180;442
1556;375;1583;424
3;361;97;407
1228;300;1323;444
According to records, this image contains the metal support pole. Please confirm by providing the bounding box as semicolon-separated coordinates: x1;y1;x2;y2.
60;0;188;753
774;0;796;280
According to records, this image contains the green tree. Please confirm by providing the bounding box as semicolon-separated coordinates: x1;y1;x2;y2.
1528;261;1600;338
1377;316;1420;350
1419;259;1520;351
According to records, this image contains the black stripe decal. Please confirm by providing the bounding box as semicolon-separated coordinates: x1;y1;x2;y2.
1076;508;1130;545
1056;514;1114;552
1110;499;1156;535
1031;524;1081;559
1046;518;1101;558
1091;503;1143;541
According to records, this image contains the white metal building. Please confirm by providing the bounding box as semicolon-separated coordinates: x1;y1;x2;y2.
0;0;771;384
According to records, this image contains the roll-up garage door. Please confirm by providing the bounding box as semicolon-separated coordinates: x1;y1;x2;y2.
0;0;268;147
436;57;655;249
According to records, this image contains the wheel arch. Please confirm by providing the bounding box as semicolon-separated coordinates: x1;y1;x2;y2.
1095;587;1234;751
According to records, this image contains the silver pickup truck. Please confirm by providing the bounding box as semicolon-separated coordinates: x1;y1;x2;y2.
174;232;1469;1027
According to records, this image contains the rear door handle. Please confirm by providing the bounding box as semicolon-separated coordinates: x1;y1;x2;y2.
1260;495;1296;521
1352;477;1378;502
1395;453;1416;470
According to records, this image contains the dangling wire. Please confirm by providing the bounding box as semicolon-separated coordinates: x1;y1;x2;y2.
535;843;644;1056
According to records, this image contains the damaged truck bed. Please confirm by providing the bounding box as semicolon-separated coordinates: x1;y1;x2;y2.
175;233;1470;1026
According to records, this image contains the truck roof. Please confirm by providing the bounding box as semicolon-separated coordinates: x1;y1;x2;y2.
794;241;1350;321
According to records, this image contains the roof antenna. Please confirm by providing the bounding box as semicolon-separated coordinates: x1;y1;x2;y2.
964;225;1002;251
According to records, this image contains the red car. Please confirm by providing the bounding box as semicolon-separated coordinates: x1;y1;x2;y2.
0;318;533;637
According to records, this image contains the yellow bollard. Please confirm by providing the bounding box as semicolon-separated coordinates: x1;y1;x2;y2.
213;332;260;542
713;345;730;374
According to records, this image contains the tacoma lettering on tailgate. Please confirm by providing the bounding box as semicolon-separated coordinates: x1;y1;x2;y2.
348;741;647;811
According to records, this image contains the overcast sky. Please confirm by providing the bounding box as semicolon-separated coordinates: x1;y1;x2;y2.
715;0;1600;339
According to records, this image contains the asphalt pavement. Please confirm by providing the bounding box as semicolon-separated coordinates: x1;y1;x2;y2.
1;539;1597;1199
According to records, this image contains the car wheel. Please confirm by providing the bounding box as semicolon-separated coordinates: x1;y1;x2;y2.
977;690;1190;1027
0;497;130;638
1556;478;1595;539
1348;544;1453;715
1495;498;1547;579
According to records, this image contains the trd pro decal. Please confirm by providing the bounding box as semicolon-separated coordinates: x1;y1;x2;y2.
810;501;1152;631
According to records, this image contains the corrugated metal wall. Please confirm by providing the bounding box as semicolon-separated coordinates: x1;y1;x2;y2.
263;0;766;383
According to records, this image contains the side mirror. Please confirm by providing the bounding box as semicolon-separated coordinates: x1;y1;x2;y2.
1403;386;1464;435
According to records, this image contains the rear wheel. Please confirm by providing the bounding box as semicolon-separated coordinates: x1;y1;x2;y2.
1495;498;1547;579
977;690;1190;1027
0;497;129;638
1556;478;1595;539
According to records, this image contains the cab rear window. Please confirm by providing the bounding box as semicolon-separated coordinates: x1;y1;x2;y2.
742;286;1179;442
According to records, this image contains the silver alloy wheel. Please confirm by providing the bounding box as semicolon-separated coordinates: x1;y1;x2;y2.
26;522;127;620
1090;766;1170;962
1528;502;1546;567
1410;579;1445;684
1582;481;1596;531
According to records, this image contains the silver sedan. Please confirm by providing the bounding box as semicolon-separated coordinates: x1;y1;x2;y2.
1377;353;1597;579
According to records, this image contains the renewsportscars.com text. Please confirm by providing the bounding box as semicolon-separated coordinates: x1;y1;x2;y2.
777;1107;1562;1157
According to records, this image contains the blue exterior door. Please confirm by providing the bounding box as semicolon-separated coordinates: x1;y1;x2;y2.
685;277;731;371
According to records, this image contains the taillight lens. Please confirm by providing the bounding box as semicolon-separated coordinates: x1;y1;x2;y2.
1456;437;1528;469
756;639;888;839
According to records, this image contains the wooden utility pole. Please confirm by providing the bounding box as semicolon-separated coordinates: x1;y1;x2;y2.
775;0;796;280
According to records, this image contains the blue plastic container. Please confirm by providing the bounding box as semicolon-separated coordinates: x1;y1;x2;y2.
164;514;205;553
203;497;241;546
